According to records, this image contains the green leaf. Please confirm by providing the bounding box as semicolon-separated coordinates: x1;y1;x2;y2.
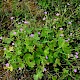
33;70;43;80
23;54;35;68
53;52;58;58
55;58;61;66
52;76;57;80
58;37;65;48
34;33;40;41
62;46;71;54
48;38;57;50
63;68;69;74
44;47;49;56
3;37;12;44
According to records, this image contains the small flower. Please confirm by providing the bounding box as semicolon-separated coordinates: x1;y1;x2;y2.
60;34;64;37
13;32;16;35
74;69;77;73
68;22;72;24
12;43;14;45
60;28;63;30
6;63;9;67
0;36;2;40
65;40;68;42
68;38;70;41
38;32;40;34
19;68;21;70
18;22;21;24
4;48;6;50
10;17;14;20
70;33;72;36
54;19;57;21
43;17;46;20
30;34;34;37
65;38;70;42
24;21;29;24
70;54;73;57
56;13;60;16
75;55;78;58
44;11;47;14
46;56;48;59
53;26;55;28
20;28;23;32
67;3;70;5
75;52;78;55
43;68;47;72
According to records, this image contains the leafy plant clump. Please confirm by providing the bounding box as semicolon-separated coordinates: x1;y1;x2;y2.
0;0;80;80
2;16;74;79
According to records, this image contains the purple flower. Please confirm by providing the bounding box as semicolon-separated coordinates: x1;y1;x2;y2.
0;36;2;40
20;28;23;32
24;21;29;24
38;32;40;34
65;38;70;42
60;28;63;30
19;67;21;70
43;68;47;72
46;56;48;59
30;34;34;37
4;48;6;50
74;69;77;73
75;52;78;55
6;63;9;67
44;11;47;14
65;40;69;42
56;13;60;16
75;55;78;58
68;22;72;24
13;32;16;35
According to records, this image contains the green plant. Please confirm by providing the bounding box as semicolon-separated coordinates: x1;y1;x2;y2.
1;0;80;80
2;15;73;80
